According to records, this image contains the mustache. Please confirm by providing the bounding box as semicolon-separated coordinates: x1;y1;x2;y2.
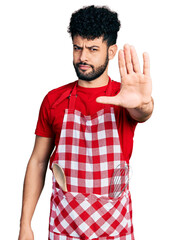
76;62;94;68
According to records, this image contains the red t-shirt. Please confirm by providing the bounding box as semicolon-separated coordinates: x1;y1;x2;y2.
35;79;138;164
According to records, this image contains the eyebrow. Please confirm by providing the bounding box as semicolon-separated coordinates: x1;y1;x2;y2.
73;44;100;49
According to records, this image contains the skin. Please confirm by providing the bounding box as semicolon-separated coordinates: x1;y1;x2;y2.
73;35;153;122
97;44;154;122
18;35;153;239
73;35;117;87
18;136;54;240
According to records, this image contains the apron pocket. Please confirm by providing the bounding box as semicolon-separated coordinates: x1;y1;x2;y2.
52;188;129;239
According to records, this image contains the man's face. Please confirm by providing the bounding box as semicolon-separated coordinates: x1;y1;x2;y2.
73;35;109;81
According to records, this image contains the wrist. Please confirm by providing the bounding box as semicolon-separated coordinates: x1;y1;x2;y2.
20;217;31;228
127;97;154;122
136;97;154;112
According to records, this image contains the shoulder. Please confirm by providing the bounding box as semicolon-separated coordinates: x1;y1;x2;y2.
48;81;76;96
43;81;77;107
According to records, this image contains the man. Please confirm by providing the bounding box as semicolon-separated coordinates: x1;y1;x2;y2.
18;5;153;240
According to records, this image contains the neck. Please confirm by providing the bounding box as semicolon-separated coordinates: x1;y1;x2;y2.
78;72;109;88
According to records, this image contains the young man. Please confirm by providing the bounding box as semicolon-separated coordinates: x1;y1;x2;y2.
18;5;153;240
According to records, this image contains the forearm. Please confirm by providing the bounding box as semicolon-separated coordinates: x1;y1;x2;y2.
127;97;154;122
20;157;48;227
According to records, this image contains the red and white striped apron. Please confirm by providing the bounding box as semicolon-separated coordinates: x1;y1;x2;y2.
49;79;134;240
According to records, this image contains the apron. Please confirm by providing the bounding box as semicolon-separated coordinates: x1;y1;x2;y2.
48;79;134;240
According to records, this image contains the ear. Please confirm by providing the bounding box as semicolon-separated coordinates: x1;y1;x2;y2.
108;44;118;60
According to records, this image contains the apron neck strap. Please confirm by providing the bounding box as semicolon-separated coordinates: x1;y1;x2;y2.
69;77;113;110
105;77;113;96
68;82;77;110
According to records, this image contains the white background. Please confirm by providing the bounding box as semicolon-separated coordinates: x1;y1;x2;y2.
0;0;172;239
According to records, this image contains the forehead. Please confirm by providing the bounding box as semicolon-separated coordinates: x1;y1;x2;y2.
73;35;107;47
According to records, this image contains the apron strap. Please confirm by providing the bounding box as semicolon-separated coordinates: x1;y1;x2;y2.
51;77;113;110
51;82;77;109
68;77;113;110
68;81;78;110
106;77;113;96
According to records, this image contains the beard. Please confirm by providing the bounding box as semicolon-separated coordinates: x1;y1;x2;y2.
73;53;109;81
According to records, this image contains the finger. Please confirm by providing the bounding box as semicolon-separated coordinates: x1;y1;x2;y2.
124;44;133;74
130;46;141;73
118;49;127;78
96;96;121;106
143;52;150;76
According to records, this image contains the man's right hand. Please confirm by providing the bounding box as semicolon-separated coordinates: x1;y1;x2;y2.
18;225;34;240
18;136;54;240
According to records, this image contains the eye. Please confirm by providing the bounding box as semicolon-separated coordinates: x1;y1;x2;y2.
90;48;98;52
74;46;81;51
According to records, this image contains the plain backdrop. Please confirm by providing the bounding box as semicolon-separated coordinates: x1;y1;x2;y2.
0;0;172;239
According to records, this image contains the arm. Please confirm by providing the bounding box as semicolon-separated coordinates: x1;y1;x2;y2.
126;96;154;122
18;136;54;240
96;44;154;122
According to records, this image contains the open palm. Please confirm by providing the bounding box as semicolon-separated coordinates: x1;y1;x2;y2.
96;44;152;109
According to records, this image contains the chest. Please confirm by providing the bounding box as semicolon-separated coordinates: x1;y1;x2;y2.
50;94;113;145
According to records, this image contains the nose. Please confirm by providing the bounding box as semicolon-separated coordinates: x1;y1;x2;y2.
79;49;88;62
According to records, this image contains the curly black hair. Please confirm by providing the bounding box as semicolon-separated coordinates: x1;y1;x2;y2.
68;5;121;47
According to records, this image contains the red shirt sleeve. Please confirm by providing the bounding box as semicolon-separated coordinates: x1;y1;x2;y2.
115;106;138;162
35;94;55;138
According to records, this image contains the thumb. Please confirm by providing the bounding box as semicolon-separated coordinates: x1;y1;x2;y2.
96;96;121;106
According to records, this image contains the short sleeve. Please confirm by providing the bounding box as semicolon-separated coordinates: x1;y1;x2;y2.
125;109;138;130
115;105;138;162
35;94;55;138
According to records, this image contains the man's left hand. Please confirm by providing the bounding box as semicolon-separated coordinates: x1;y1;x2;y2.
96;44;153;121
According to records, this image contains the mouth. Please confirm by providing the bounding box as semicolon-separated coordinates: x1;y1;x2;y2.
79;64;91;71
76;62;93;71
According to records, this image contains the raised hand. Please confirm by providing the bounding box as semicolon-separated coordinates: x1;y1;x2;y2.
96;44;152;109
